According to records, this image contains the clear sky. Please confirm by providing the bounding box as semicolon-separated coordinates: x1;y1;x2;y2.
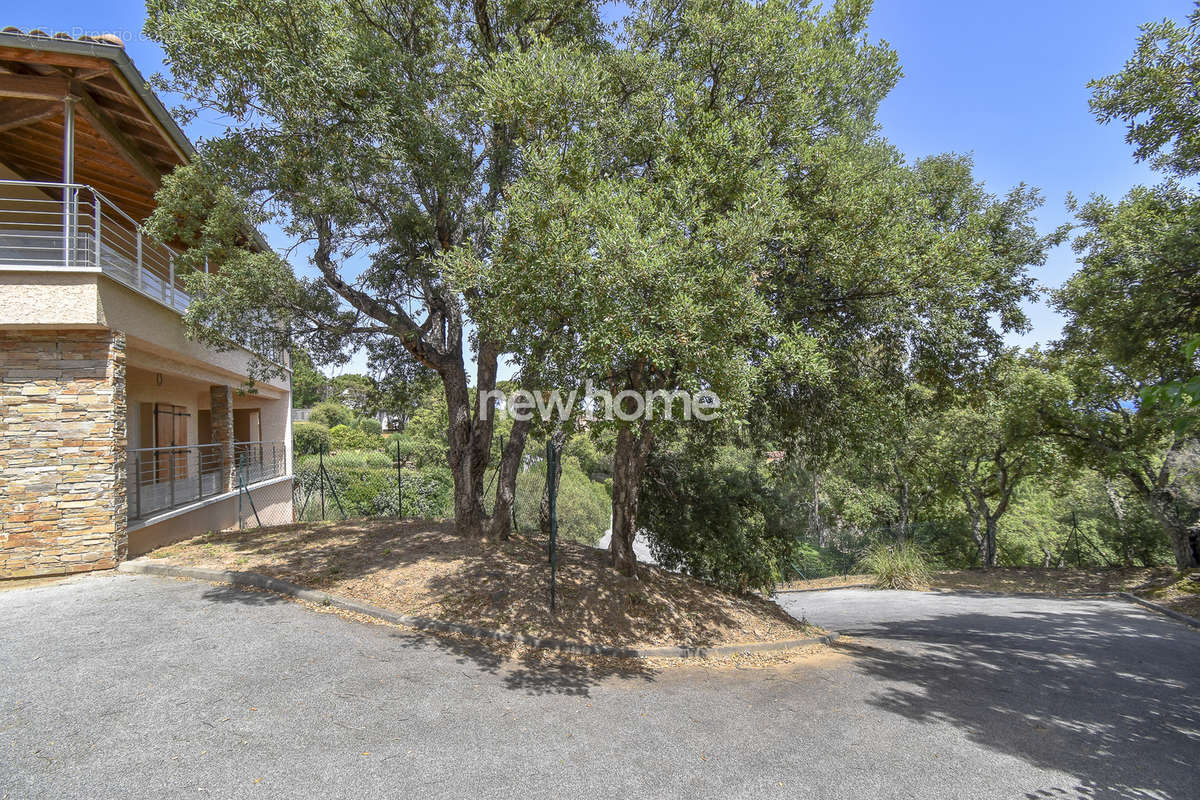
4;0;1192;371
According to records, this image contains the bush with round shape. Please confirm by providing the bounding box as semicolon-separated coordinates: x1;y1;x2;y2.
308;401;355;429
329;424;384;452
293;421;330;456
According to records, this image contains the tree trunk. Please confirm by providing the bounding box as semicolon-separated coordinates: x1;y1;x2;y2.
811;471;825;547
1145;490;1200;569
1123;468;1200;570
610;423;652;578
487;417;531;540
895;480;910;547
442;365;485;538
983;515;999;568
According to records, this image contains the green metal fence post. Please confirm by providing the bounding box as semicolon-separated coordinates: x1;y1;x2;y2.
546;438;560;613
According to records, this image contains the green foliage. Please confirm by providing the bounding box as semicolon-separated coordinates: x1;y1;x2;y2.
292;421;331;456
294;448;453;521
357;417;383;436
291;349;326;408
996;474;1171;569
1141;335;1200;434
328;424;384;452
309;402;355;430
640;444;798;594
393;434;446;470
514;460;610;545
1061;184;1200;378
144;0;613;535
857;543;932;590
1089;3;1200;177
565;433;613;481
329;374;377;415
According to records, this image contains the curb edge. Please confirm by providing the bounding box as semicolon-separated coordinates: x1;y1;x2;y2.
117;560;839;659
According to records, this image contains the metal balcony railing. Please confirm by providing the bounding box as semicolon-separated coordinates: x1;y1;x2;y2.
234;440;288;487
0;179;286;365
128;440;287;521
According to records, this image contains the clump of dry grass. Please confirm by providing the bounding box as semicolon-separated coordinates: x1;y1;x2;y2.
857;543;932;590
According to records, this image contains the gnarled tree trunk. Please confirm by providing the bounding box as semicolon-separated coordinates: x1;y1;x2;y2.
487;417;532;540
610;422;653;578
1143;489;1200;569
443;364;486;538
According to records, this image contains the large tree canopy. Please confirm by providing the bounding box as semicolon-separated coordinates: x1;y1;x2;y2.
1038;1;1200;569
450;0;901;573
145;0;610;538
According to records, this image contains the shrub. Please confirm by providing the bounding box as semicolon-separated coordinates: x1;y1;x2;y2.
293;421;330;456
292;448;453;520
857;543;932;590
329;423;383;451
393;433;446;468
640;444;797;593
565;434;613;480
309;401;355;429
357;417;383;436
514;461;610;545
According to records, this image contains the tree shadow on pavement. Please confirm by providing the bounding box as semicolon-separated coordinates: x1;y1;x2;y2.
199;582;658;697
836;604;1200;800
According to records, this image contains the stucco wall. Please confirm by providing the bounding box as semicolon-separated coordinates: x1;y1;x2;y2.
97;278;289;395
0;272;101;328
0;329;127;578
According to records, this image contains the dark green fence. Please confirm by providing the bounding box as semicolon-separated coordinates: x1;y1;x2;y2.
292;443;454;522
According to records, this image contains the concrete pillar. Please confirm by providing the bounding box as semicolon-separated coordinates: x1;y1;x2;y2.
209;384;234;492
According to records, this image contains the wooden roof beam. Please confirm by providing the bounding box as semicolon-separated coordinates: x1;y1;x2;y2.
0;72;70;100
0;99;59;133
72;84;161;188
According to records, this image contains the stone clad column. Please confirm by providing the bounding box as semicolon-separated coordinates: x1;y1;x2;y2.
0;330;126;578
209;385;234;492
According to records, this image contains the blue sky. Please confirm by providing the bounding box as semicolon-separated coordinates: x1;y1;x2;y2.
5;0;1191;371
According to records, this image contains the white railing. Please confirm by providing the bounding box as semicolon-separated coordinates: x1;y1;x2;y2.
0;179;286;364
128;440;287;521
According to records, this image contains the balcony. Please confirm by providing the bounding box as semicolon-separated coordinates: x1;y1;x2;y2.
0;179;285;364
128;440;287;521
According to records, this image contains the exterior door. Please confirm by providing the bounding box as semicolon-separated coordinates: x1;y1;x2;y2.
153;403;190;481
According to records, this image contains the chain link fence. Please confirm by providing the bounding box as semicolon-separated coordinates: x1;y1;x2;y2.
292;443;455;523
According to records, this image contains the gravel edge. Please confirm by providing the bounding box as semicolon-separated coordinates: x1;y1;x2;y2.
117;560;839;658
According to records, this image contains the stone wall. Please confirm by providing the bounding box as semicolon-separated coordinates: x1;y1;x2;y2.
0;329;127;578
209;384;234;492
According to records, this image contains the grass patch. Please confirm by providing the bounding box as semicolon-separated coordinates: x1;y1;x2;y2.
856;544;932;590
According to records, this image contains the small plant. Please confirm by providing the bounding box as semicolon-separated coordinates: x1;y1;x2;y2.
857;543;932;590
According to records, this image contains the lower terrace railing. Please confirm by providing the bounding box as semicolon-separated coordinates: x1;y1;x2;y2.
0;179;287;365
128;440;287;521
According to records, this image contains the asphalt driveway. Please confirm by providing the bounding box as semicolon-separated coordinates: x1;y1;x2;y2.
1;575;1197;800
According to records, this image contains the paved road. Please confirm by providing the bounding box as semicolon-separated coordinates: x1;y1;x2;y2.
1;576;1197;800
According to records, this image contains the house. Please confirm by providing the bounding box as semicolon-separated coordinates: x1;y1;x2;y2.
0;28;293;579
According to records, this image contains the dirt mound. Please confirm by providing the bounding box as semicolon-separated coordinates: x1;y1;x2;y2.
149;518;818;649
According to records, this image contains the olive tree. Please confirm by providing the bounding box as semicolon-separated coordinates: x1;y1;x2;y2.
143;0;609;538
